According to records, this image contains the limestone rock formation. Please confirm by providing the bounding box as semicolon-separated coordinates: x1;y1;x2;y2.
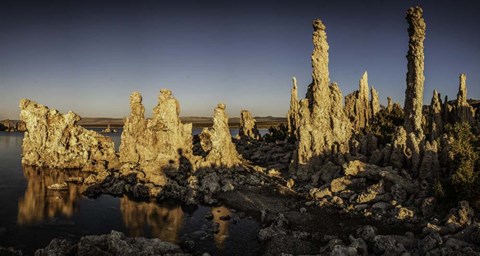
387;97;393;112
419;140;440;181
292;19;352;179
404;6;426;136
119;90;193;185
238;109;260;140
345;71;371;131
453;74;476;125
287;77;300;138
199;103;241;168
20;99;118;172
457;74;468;107
390;7;426;173
371;86;380;118
428;90;443;141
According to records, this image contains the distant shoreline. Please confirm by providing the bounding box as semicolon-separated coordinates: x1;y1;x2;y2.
77;116;287;129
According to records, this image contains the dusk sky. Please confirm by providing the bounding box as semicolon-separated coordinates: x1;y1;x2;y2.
0;0;479;119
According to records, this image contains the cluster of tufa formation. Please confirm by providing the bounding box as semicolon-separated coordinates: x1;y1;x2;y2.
119;90;193;185
12;6;480;255
199;103;241;168
291;19;352;180
344;71;380;131
238;109;260;140
19;99;118;172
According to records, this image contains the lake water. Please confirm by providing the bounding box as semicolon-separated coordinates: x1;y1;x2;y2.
0;131;261;255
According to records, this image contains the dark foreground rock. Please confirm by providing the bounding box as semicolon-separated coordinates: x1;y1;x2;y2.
34;230;188;256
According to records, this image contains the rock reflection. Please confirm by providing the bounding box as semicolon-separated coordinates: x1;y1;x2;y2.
17;166;89;225
211;206;231;249
120;197;184;243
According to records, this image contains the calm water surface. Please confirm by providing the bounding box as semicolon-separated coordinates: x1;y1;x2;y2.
0;131;261;255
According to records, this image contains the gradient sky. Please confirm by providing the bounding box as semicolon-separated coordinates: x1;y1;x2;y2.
0;0;479;119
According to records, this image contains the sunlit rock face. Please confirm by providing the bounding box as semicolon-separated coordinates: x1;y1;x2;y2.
292;19;352;179
119;90;193;185
345;71;371;131
120;198;184;243
238;110;260;140
198;103;241;168
17;166;89;225
19;99;118;172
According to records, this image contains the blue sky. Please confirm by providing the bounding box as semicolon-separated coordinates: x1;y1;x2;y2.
0;0;479;119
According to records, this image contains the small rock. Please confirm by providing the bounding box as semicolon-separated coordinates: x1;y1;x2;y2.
395;206;414;220
310;187;332;200
65;177;84;184
372;202;389;210
287;178;295;189
300;207;307;213
47;182;68;191
268;169;281;177
355;204;369;211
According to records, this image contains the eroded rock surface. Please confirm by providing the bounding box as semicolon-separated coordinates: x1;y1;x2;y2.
287;77;300;138
390;7;426;173
453;74;476;125
292;19;352;180
20;99;118;172
119;90;193;186
199;103;241;168
238;109;260;140
428;90;443;141
345;71;371;131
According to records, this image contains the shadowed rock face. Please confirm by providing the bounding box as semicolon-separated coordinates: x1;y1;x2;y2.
293;19;352;179
239;109;260;140
453;74;476;125
428;90;443;141
287;77;299;138
19;99;118;172
119;90;193;185
199;103;241;168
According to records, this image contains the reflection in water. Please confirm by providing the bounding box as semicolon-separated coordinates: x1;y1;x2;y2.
17;166;89;225
212;206;231;249
120;198;184;243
